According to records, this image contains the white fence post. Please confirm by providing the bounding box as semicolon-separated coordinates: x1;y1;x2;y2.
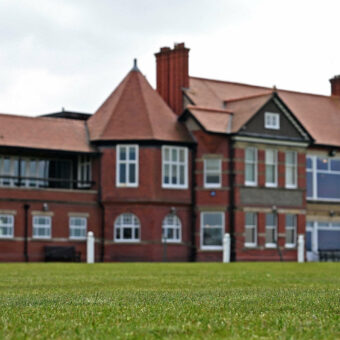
298;234;305;263
87;231;95;264
223;233;230;263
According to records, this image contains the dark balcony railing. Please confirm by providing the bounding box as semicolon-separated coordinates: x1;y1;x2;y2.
0;175;94;190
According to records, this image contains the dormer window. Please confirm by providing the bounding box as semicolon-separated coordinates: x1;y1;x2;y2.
265;112;280;130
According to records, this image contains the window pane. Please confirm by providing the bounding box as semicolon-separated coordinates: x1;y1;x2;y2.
164;148;169;161
266;214;275;226
245;148;255;162
206;159;220;171
266;150;275;163
171;148;177;162
286;229;295;245
306;157;312;169
164;164;169;184
306;231;312;251
266;228;275;244
203;227;222;246
246;212;256;226
123;228;132;239
266;165;275;183
119;147;126;161
245;164;255;182
129;147;136;161
119;164;126;183
129;164;136;183
245;227;255;244
307;172;313;197
286;151;295;164
317;173;340;199
318;230;340;250
286;167;294;186
203;213;222;227
286;215;295;227
179;149;185;162
331;159;340;171
171;165;177;184
317;158;328;170
206;175;219;184
179;165;185;185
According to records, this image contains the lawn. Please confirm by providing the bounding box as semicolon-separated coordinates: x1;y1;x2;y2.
0;263;339;339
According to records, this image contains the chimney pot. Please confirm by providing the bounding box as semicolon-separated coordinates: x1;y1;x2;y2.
330;75;340;96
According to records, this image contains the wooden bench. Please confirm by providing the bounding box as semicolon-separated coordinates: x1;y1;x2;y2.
44;246;81;262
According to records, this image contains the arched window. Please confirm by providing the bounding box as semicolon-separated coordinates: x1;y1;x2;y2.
162;214;181;243
114;213;140;242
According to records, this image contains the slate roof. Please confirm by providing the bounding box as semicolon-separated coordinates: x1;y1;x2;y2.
185;77;340;146
88;67;193;143
0;114;93;153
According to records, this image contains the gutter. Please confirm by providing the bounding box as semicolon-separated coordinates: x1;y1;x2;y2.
229;140;236;262
190;144;197;262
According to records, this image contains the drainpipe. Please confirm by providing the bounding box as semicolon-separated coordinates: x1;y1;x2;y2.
229;140;236;262
23;203;30;262
97;153;105;262
190;144;197;262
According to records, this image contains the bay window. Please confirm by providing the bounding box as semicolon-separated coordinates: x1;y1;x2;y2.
307;156;340;201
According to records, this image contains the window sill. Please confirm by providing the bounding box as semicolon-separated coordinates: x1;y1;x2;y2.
114;240;140;243
265;243;277;248
69;237;86;241
285;244;296;249
200;246;223;251
244;243;257;248
265;184;278;188
204;184;222;189
116;184;138;188
32;237;51;240
285;185;297;189
162;240;181;244
244;182;257;187
0;235;14;239
162;185;188;190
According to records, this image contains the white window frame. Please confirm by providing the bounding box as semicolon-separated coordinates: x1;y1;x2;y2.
162;146;188;189
245;147;257;186
77;155;91;188
307;155;340;202
204;158;222;188
0;156;18;187
285;151;297;189
200;211;224;250
265;213;277;248
265;112;280;130
162;214;182;243
265;149;278;187
116;145;139;188
32;215;51;239
0;214;14;238
69;217;87;240
114;213;140;243
285;214;296;248
244;212;257;248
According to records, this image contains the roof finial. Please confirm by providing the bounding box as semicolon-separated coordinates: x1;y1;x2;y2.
132;58;139;71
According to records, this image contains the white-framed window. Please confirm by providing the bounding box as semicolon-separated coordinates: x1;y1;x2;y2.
204;158;222;188
69;217;87;240
201;212;224;250
285;151;297;188
33;215;51;239
114;213;140;242
0;214;14;238
265;213;277;248
0;156;19;187
116;145;138;187
285;214;296;248
245;147;257;186
265;112;280;130
307;156;340;201
78;155;91;188
245;212;257;247
265;149;277;187
162;214;181;243
162;146;188;189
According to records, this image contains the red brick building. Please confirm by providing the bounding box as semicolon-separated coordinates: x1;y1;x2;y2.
0;44;339;262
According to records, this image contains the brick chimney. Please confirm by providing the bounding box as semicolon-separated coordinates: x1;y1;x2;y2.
330;75;340;96
155;43;190;115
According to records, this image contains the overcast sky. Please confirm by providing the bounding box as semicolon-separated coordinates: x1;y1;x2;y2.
1;0;340;116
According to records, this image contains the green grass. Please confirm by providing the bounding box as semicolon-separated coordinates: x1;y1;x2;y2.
0;263;339;339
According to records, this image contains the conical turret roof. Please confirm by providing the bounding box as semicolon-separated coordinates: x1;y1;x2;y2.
88;65;193;143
